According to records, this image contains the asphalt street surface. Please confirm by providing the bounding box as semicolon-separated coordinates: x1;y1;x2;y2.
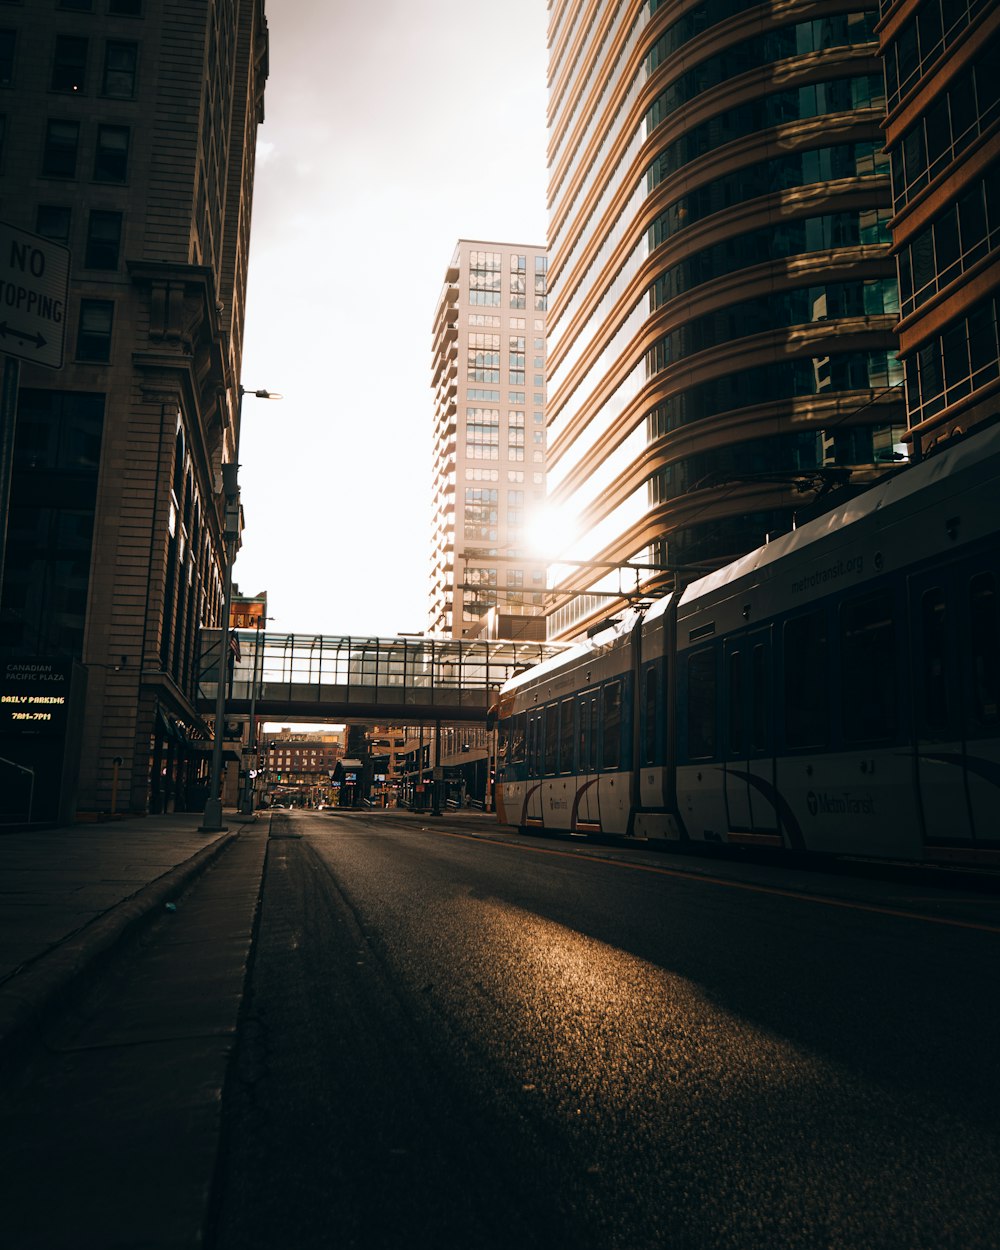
207;810;1000;1250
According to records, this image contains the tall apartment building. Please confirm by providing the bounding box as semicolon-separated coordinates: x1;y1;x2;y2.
429;239;549;638
0;0;268;820
878;0;1000;457
544;0;906;639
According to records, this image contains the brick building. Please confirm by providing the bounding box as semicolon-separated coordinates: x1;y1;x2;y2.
0;0;269;820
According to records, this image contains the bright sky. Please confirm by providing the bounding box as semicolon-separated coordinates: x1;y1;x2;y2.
233;0;550;640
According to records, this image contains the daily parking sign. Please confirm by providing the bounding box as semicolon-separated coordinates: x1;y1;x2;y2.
0;221;70;369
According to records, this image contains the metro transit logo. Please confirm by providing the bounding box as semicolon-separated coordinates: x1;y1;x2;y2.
807;790;876;817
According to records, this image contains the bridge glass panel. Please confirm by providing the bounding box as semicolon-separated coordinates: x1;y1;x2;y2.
198;630;569;724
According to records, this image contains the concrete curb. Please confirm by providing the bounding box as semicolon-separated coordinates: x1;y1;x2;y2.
0;829;240;1065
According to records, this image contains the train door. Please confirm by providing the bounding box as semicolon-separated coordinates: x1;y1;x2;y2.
576;692;600;830
909;570;974;845
524;708;545;827
723;631;779;845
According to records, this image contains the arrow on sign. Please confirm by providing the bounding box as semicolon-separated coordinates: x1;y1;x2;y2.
0;322;47;350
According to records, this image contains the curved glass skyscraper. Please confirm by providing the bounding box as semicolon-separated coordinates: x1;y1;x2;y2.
546;0;906;638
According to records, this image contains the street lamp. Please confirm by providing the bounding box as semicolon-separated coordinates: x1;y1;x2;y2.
200;385;281;832
239;613;274;815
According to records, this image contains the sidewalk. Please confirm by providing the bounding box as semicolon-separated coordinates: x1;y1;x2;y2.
0;808;258;1062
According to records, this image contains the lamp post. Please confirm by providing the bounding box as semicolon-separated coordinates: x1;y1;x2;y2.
239;614;273;815
200;385;281;832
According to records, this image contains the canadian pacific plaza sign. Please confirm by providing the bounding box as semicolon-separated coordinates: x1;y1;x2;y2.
0;659;72;737
0;220;70;369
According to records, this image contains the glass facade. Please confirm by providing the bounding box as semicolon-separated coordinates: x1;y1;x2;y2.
544;0;905;636
1;389;104;658
880;0;1000;455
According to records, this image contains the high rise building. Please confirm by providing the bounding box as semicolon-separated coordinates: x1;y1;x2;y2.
544;0;906;639
0;0;269;820
429;239;549;638
879;0;1000;458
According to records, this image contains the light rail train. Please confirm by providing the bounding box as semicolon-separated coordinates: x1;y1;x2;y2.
494;421;1000;865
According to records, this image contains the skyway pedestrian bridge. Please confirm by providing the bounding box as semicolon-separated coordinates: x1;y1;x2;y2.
197;630;568;724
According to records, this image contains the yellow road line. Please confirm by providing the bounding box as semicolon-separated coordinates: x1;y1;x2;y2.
423;826;1000;936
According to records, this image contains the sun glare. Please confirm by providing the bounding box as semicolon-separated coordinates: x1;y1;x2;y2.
526;504;580;561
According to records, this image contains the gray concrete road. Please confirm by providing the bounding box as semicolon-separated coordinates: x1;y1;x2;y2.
208;809;1000;1250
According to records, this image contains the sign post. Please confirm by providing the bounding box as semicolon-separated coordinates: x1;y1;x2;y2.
0;220;70;604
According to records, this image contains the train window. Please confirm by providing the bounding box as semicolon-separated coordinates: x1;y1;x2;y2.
528;713;541;778
560;698;575;772
841;591;897;742
920;588;949;735
544;705;559;775
498;719;510;767
581;696;598;772
970;573;999;727
511;713;526;767
603;681;622;769
783;611;828;748
642;667;658;765
686;648;717;759
728;650;743;755
751;644;768;753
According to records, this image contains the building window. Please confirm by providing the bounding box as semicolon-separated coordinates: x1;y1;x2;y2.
464;488;498;541
76;299;113;361
465;407;500;460
0;29;15;86
51;35;88;93
508;334;525;385
509;254;526;308
102;40;137;97
36;205;71;243
534;255;547;312
887;36;1000;211
42;119;80;178
94;124;128;181
469;251;501;306
108;0;143;14
84;209;122;268
59;0;94;9
467;333;500;383
464;567;497;620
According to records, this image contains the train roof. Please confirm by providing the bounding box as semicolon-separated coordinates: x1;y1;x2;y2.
499;421;1000;692
501;604;645;693
677;419;1000;611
